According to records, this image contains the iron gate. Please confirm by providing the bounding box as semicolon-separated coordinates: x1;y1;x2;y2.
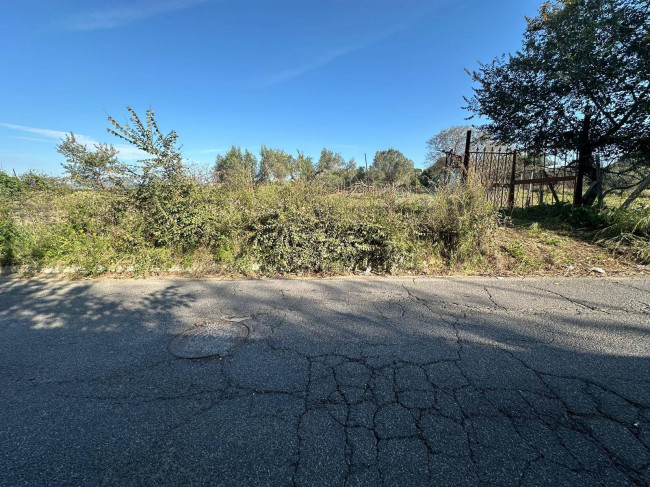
444;132;579;209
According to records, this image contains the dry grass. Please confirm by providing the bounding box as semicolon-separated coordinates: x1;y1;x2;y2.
474;226;646;277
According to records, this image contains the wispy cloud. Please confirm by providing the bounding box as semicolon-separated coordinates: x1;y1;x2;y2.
2;123;97;146
14;136;55;143
262;45;364;87
66;0;211;30
260;21;417;87
191;148;226;154
1;123;147;161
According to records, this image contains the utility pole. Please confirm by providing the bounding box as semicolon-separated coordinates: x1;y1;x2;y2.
365;153;369;190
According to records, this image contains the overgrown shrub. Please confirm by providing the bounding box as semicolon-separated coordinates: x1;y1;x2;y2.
133;176;208;247
0;177;502;276
0;207;19;265
0;172;21;199
598;205;650;264
249;188;414;273
424;179;497;264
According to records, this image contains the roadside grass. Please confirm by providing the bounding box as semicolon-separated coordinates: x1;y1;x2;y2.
472;225;642;276
0;180;494;277
504;201;650;271
1;181;648;278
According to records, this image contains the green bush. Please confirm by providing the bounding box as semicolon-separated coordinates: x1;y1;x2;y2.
0;207;19;265
0;178;502;276
133;176;208;247
250;193;413;273
0;171;21;199
424;179;497;264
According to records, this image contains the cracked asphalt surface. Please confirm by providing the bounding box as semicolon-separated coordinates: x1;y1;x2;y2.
1;276;650;486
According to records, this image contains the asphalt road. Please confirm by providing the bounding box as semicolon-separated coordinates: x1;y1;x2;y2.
1;276;649;486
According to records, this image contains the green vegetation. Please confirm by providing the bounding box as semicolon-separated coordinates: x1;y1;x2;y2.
1;101;648;278
0;171;498;276
0;107;501;276
510;202;650;264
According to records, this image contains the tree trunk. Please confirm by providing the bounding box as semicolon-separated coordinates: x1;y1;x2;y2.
582;181;600;206
582;154;602;207
574;114;592;206
596;156;604;208
621;172;650;209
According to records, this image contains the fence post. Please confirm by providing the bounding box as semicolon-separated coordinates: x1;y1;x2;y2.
508;151;517;210
462;130;471;182
444;152;450;185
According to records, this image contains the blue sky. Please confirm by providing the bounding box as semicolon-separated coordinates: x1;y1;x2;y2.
1;0;542;174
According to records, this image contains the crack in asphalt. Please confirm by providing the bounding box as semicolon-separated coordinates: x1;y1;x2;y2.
2;278;649;486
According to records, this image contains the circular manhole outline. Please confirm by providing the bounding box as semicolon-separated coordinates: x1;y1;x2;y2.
168;318;250;359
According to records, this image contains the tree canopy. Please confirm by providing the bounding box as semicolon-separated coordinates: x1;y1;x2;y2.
292;151;315;180
214;146;257;186
425;125;498;164
257;145;294;182
372;149;414;186
107;107;184;183
57;133;124;189
316;148;346;173
465;0;650;158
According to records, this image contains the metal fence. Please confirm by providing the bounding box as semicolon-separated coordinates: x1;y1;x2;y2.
445;131;580;209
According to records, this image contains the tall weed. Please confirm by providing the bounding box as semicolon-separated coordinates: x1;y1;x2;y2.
425;179;497;265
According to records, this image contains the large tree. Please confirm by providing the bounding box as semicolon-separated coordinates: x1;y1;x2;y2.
372;149;414;187
425;125;498;164
465;0;650;205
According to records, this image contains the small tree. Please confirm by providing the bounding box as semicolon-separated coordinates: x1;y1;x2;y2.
107;106;184;182
214;146;257;187
316;148;346;173
372;149;414;187
107;107;200;246
292;151;315;180
57;133;124;189
257;145;294;182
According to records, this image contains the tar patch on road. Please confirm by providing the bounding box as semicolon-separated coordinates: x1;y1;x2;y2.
168;318;250;359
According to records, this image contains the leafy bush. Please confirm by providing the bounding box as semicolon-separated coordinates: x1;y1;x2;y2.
0;171;21;199
249;189;414;273
133;176;207;247
20;171;68;193
0;207;19;265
